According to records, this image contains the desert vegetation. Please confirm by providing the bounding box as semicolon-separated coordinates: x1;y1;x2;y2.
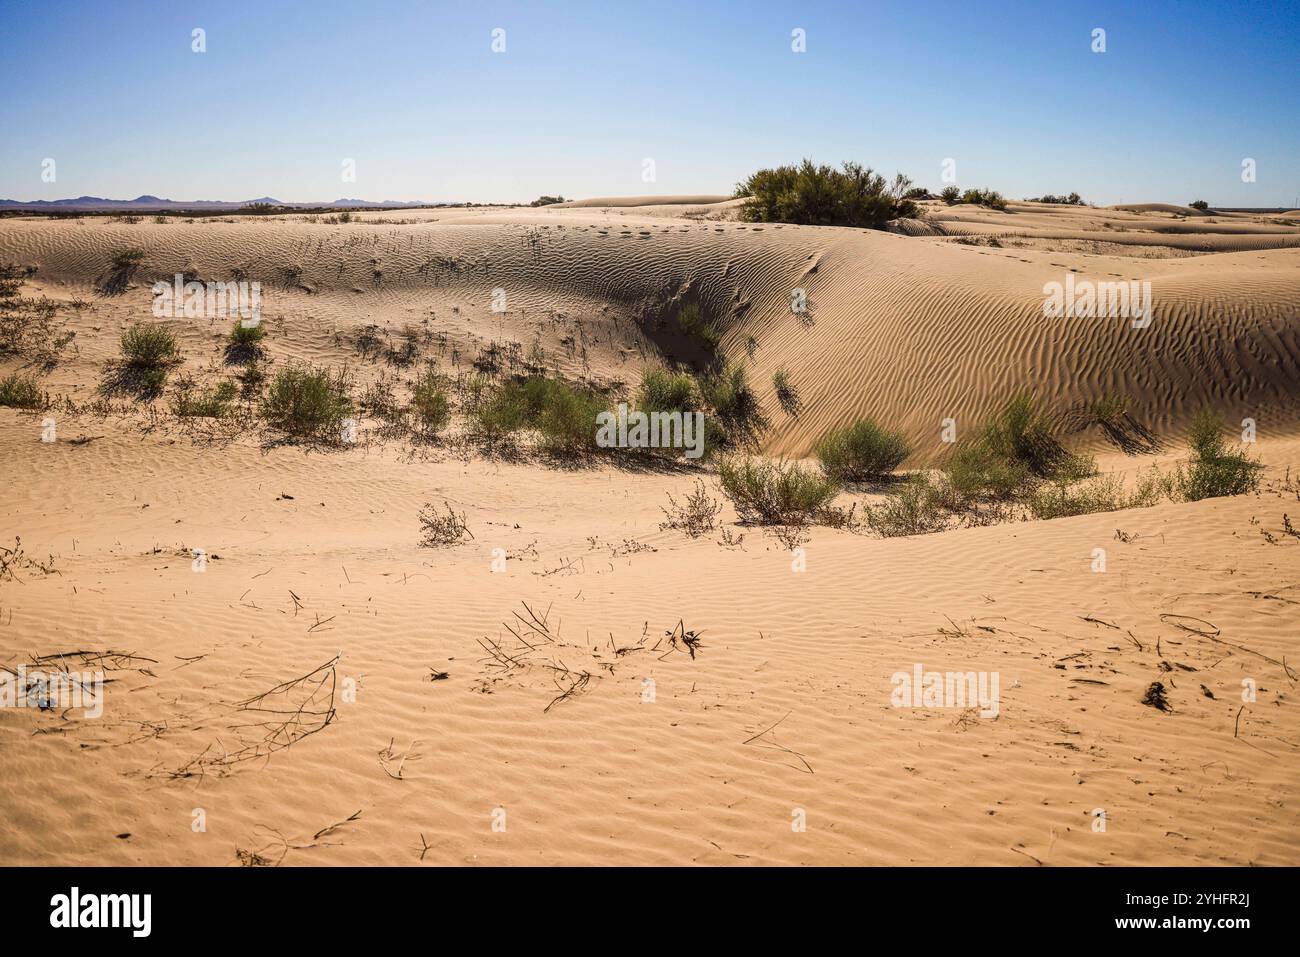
734;160;919;228
816;418;911;483
259;362;353;440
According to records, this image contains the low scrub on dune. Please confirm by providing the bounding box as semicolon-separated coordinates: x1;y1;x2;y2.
675;302;721;349
1174;409;1260;500
1027;471;1169;520
960;188;1008;210
699;363;766;450
864;476;950;537
226;320;267;363
637;367;698;415
817;418;911;483
734;160;919;228
259;363;353;439
940;186;961;205
0;372;48;410
1;264;75;369
470;374;609;456
772;369;800;415
107;321;180;398
171;377;237;418
409;369;451;438
717;457;840;525
1027;192;1084;205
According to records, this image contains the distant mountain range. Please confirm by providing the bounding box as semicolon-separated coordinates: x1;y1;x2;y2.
0;195;438;211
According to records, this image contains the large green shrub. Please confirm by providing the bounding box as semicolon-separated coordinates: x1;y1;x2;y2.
735;160;918;228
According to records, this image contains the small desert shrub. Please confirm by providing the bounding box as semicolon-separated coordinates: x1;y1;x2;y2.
171;378;237;418
536;380;607;455
0;373;47;409
981;392;1093;480
226;320;266;362
637;367;697;414
817;419;911;482
418;501;473;547
865;476;949;537
660;480;723;538
940;186;961;205
772;369;800;415
260;363;352;439
1174;409;1259;500
903;187;931;200
676;303;721;348
471;375;605;453
942;440;1033;503
960;188;1008;210
717;457;840;525
103;248;145;294
1189;200;1209;211
236;361;266;397
1027;472;1166;520
121;322;178;369
1027;192;1084;205
700;363;766;449
410;370;450;437
735;160;918;228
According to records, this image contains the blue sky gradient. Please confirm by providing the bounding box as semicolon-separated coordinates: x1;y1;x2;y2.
2;0;1297;206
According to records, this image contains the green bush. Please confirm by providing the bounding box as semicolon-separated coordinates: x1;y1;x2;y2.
410;370;450;437
260;363;352;439
471;375;606;453
537;381;607;455
227;320;267;362
172;378;237;418
1189;200;1209;211
676;302;721;348
1175;409;1259;500
121;322;178;368
942;440;1033;503
816;419;911;482
735;160;918;228
982;392;1093;480
940;186;960;205
637;367;697;413
865;476;949;537
1028;473;1166;520
700;363;765;449
773;369;800;415
717;457;840;525
0;373;47;409
960;188;1008;210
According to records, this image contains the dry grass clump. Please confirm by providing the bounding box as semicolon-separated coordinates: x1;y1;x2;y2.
171;376;237;418
660;480;723;538
418;501;473;547
0;263;75;369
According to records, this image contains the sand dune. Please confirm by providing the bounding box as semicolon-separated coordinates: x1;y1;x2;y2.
2;201;1298;866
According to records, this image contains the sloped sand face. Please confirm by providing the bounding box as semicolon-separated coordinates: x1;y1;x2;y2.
1;203;1298;866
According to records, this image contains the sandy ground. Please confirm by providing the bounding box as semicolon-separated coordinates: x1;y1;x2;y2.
1;199;1298;866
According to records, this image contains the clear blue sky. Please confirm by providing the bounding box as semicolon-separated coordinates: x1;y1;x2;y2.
2;0;1297;206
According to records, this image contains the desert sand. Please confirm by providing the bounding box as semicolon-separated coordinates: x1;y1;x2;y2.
1;199;1298;866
